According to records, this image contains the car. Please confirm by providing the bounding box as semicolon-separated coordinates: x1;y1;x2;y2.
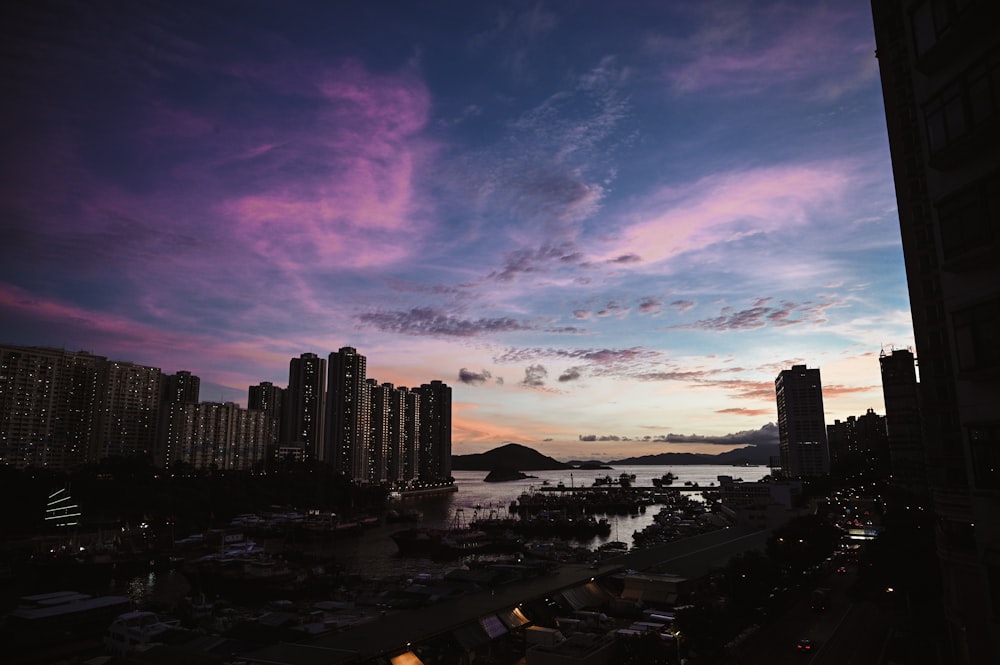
836;565;848;574
797;638;814;653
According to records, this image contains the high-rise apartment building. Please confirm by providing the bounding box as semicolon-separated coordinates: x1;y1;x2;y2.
162;370;200;405
775;365;829;478
97;360;162;460
325;347;370;481
249;381;284;462
827;409;889;480
282;353;326;461
367;380;394;484
872;1;1000;660
878;348;927;495
0;345;105;470
158;370;201;468
398;386;420;485
173;401;268;471
416;380;452;482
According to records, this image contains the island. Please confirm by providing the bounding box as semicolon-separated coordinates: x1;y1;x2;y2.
483;467;533;483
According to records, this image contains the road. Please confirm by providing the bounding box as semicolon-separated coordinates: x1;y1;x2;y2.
733;564;895;665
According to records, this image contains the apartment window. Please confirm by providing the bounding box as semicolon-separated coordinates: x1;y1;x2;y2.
923;48;1000;156
938;170;1000;263
911;0;977;57
953;297;1000;372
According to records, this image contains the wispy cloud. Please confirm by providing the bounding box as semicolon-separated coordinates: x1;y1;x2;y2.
676;298;844;331
599;163;851;268
521;364;549;387
652;3;876;100
360;307;532;337
578;423;778;446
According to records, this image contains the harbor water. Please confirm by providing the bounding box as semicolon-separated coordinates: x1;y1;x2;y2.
108;464;767;604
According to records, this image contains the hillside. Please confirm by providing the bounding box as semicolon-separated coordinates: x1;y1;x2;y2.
451;442;778;470
450;443;571;471
608;444;778;466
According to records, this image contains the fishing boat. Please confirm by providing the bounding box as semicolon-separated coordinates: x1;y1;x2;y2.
391;509;521;558
651;471;676;487
104;611;188;656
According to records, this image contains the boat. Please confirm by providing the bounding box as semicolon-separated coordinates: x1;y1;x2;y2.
651;471;676;487
5;590;131;648
597;540;630;555
104;610;188;656
391;509;521;558
390;526;499;558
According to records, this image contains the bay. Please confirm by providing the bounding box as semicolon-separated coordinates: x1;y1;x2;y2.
112;464;769;604
305;464;767;578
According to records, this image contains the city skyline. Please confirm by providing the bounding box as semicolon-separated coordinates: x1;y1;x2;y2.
0;1;914;459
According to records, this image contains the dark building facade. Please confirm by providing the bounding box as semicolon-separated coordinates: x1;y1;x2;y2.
416;380;452;483
367;379;393;484
0;345;105;470
871;1;1000;661
879;348;928;495
827;409;889;480
97;360;162;460
775;365;829;478
325;347;370;482
249;381;284;464
162;370;200;406
282;353;326;461
158;370;201;468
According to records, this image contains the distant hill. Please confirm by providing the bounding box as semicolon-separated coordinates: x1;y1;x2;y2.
452;442;777;470
609;444;778;466
451;443;572;471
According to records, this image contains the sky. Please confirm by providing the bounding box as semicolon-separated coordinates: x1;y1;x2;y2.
0;0;915;460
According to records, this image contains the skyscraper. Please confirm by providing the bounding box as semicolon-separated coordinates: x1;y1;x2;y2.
98;360;162;460
398;386;420;485
0;345;104;470
872;1;1000;660
158;370;201;467
827;409;889;480
174;401;267;471
162;370;200;405
249;381;284;463
367;380;394;484
416;380;452;483
774;365;829;478
325;347;370;481
283;353;326;461
878;348;926;495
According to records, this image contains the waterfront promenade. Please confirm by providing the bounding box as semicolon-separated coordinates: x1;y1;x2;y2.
245;524;769;664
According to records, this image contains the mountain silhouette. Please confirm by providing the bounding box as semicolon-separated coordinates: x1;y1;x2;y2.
450;443;571;471
452;442;778;470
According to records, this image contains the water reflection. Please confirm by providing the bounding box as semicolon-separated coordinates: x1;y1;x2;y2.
113;569;190;608
109;464;762;603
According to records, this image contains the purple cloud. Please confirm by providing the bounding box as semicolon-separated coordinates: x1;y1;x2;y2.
521;364;549;387
558;367;582;382
459;368;493;385
360;308;531;337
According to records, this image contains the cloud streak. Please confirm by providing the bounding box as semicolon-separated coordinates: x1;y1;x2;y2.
0;1;912;458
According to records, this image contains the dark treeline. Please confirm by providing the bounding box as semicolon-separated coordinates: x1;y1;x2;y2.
0;456;390;543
